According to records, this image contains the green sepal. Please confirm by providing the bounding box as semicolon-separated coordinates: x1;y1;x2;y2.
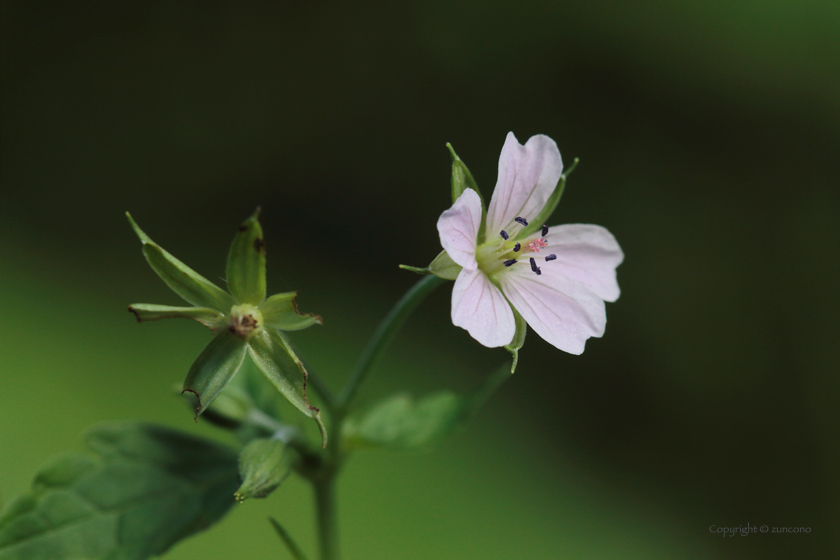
268;518;309;560
447;143;486;241
235;438;290;501
182;330;249;419
247;328;328;447
0;422;239;560
128;304;226;330
260;292;322;331
504;306;527;373
127;213;235;312
447;142;483;206
398;264;431;275
343;364;510;451
429;250;462;280
226;208;267;306
516;157;580;240
399;250;462;280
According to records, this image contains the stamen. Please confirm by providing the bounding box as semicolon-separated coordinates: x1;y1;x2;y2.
500;230;509;240
515;217;528;226
513;242;520;252
529;257;541;275
542;225;549;236
504;259;517;267
545;254;557;261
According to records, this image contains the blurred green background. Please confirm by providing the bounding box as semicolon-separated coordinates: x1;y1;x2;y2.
2;1;838;559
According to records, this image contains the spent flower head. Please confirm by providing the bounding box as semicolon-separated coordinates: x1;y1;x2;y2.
126;209;327;445
412;132;623;369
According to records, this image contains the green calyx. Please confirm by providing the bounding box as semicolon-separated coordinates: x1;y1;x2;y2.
126;210;327;446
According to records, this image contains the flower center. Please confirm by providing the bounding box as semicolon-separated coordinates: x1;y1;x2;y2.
475;217;557;277
229;304;263;339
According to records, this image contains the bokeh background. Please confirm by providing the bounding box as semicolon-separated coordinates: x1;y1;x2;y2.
2;1;838;559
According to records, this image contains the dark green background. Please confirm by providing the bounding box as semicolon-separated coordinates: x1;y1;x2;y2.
2;1;838;559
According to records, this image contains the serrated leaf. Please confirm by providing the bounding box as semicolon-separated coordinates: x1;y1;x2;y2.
248;329;327;447
235;438;290;501
260;292;322;331
183;330;248;418
226;209;266;306
504;306;527;373
516;157;579;240
343;392;464;450
343;364;510;451
0;422;239;560
126;213;235;312
128;304;225;330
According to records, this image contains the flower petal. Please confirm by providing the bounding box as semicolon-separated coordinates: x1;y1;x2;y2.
543;224;624;302
437;188;482;270
498;264;606;355
451;268;516;347
486;132;563;236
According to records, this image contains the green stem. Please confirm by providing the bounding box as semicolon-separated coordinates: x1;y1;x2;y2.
314;477;339;560
339;274;445;409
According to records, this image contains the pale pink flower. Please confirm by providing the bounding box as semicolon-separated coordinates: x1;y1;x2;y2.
437;132;623;355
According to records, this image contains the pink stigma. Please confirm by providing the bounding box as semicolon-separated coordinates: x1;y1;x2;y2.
527;238;548;253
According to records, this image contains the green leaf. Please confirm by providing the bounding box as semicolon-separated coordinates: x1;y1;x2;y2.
268;518;309;560
183;330;249;419
235;438;290;501
343;392;464;450
226;209;267;306
0;422;239;560
128;304;225;330
398;264;431;275
428;250;462;280
504;306;527;373
260;292;322;332
248;329;327;447
343;364;511;451
516;157;579;240
126;213;235;312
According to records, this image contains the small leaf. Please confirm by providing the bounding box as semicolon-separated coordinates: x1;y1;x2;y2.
127;213;235;312
0;422;239;560
343;364;511;451
516;157;579;240
183;330;249;419
428;250;462;280
260;292;322;331
504;306;527;373
248;329;327;447
235;438;290;501
343;392;464;450
226;209;267;306
128;304;225;330
268;518;309;560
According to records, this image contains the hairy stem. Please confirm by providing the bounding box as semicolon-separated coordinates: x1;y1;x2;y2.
339;274;445;410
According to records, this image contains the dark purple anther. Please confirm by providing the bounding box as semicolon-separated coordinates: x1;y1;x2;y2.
529;257;538;272
513;243;521;252
500;230;509;240
545;254;557;261
504;259;517;267
542;224;549;236
515;217;528;226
